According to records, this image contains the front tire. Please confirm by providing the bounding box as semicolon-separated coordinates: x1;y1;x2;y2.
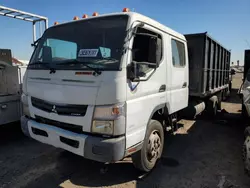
132;120;164;172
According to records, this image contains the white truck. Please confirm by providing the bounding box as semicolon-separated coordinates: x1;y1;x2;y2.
21;10;231;172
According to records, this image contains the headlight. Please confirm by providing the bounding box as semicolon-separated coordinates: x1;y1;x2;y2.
21;93;28;106
93;103;125;120
92;103;125;135
92;120;114;135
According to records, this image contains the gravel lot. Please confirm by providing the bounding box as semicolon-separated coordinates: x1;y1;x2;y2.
0;73;250;188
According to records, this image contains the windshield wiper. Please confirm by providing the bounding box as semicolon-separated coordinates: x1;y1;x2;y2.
56;60;102;75
31;37;41;47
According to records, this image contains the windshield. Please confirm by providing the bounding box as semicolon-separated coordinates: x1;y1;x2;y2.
29;15;128;70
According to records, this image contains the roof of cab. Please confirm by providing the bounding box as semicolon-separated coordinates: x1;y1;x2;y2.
51;12;186;41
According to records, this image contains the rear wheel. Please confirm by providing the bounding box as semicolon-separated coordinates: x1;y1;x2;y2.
206;100;218;117
132;120;164;172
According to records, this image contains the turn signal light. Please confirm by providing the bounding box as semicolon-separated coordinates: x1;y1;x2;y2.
123;8;130;12
82;14;88;18
73;16;79;20
112;106;120;115
92;12;99;16
54;21;59;25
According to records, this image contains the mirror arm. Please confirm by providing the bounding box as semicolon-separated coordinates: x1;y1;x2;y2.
31;37;41;47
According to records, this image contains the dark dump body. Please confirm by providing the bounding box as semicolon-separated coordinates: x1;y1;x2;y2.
185;33;231;97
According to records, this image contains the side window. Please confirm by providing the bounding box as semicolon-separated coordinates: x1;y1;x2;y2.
171;39;186;67
132;27;162;73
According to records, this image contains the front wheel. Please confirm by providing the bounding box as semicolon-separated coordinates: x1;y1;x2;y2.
132;120;164;172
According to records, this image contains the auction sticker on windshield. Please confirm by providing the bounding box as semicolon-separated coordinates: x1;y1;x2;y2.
78;49;99;57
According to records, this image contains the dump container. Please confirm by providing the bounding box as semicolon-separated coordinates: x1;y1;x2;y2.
244;50;250;81
184;33;231;97
0;49;12;66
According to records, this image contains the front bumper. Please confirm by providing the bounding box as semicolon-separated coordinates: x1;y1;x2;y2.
21;116;125;163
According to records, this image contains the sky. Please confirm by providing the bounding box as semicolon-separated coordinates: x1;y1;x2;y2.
0;0;249;65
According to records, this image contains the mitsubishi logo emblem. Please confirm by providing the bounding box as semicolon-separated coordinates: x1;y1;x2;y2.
51;105;57;113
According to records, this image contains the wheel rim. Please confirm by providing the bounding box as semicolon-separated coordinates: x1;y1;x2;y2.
147;130;161;162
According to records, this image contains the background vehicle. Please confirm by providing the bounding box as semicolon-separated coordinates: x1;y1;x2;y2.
240;50;250;117
21;10;231;172
0;6;48;126
239;49;250;176
0;49;26;125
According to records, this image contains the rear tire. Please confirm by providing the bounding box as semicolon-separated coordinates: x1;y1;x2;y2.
206;100;218;117
132;120;164;172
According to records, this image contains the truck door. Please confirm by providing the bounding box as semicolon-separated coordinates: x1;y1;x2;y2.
168;37;188;113
125;23;167;149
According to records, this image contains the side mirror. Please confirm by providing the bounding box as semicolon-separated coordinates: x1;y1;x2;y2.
127;63;136;81
127;61;147;81
42;46;52;62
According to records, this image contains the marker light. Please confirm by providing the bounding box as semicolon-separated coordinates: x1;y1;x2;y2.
82;14;88;18
73;16;79;20
54;21;59;25
92;12;99;16
123;8;130;12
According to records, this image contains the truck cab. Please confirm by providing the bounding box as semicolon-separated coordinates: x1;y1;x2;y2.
21;11;189;171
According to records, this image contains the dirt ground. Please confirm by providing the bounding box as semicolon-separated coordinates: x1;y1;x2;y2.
1;73;250;188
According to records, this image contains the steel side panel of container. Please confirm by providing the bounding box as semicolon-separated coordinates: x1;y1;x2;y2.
213;44;218;89
225;52;230;85
217;46;222;88
185;33;230;97
221;49;224;86
208;38;213;91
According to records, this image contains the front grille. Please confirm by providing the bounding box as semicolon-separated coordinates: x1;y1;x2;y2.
31;97;88;116
35;115;83;134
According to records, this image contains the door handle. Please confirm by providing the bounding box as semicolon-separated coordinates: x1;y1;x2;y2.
159;85;166;92
182;82;187;88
